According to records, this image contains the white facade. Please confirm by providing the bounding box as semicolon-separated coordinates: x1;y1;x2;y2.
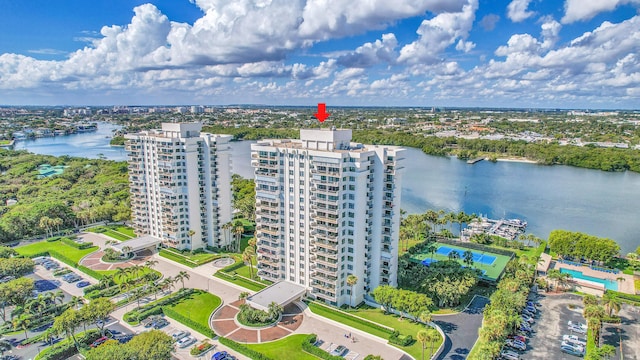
125;123;233;251
252;128;404;307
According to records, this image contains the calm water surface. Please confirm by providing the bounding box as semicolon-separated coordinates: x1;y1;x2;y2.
13;130;640;254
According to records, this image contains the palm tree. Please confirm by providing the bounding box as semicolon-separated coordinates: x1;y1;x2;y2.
234;222;245;253
144;259;158;271
346;275;358;308
597;344;616;360
132;287;145;309
448;250;460;261
222;222;233;250
238;292;250;302
148;282;161;301
69;296;84;310
419;310;432;326
267;301;283;320
129;265;144;281
115;267;131;283
425;328;439;358
176;270;190;289
53;290;65;313
161;277;174;293
462;250;474;267
602;293;621;317
425;244;437;262
121;246;132;258
12;314;31;340
417;329;429;360
188;229;196;248
99;274;114;289
243;247;256;279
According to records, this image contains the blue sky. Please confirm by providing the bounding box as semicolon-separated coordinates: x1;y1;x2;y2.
0;0;639;108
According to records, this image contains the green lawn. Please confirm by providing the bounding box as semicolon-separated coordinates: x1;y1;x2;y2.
0;140;10;145
635;279;640;292
213;271;267;291
245;334;319;360
164;290;221;328
16;240;98;264
159;248;219;267
410;242;511;281
86;225;135;241
307;301;443;360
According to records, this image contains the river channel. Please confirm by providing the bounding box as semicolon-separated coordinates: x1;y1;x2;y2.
12;122;640;254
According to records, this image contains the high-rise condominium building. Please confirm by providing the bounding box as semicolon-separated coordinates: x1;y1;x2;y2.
252;128;404;307
125;123;233;251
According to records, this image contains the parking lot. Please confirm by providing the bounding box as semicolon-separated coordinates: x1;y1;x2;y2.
526;293;586;359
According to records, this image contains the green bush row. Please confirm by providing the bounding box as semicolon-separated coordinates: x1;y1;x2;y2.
123;305;163;325
85;285;119;300
46;237;61;242
61;237;93;250
122;289;195;323
389;331;414;346
163;307;216;338
218;337;275;360
38;329;100;360
220;258;244;273
607;290;640;304
158;249;198;268
301;334;345;360
306;301;395;336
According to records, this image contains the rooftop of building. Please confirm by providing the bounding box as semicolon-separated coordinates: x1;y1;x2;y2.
246;281;307;312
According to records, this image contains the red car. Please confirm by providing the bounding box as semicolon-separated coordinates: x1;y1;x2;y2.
508;334;527;343
90;336;109;348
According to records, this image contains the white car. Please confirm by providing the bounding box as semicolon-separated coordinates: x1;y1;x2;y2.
500;350;520;360
505;339;526;351
568;324;587;334
561;341;585;353
177;336;196;349
171;330;190;341
567;321;587;330
563;334;586;346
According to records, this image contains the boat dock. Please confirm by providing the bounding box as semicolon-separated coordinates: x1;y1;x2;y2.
461;216;527;241
467;157;485;164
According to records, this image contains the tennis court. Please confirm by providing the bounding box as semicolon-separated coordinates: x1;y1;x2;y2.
435;246;497;265
412;242;511;281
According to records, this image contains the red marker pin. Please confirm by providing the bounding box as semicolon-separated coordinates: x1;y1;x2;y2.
314;103;330;123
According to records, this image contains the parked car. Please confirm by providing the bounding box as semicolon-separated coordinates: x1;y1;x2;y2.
508;334;527;343
153;319;169;329
172;330;190;341
522;314;535;324
116;335;133;344
561;341;585;353
106;329;122;338
65;276;81;283
211;351;229;360
525;305;537;313
90;336;109;348
34;257;49;265
505;339;526;351
561;343;585;357
0;276;15;283
568;324;587;334
177;336;196;349
522;309;536;317
330;345;348;356
519;324;533;333
44;263;60;270
562;334;587;346
568;321;587;330
500;350;521;360
76;281;91;288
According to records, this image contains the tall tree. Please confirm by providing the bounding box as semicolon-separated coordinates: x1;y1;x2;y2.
53;308;81;349
346;274;358;308
176;271;190;289
417;329;429;360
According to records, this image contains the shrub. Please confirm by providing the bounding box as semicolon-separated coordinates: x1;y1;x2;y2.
46;236;61;242
220;258;245;273
190;341;214;356
388;331;414;346
52;268;72;277
300;334;345;360
218;337;275;360
236;303;279;327
39;330;100;360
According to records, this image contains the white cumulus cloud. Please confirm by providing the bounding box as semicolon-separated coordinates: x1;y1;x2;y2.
562;0;640;24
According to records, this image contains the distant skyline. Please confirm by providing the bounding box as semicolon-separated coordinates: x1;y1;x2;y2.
1;0;639;108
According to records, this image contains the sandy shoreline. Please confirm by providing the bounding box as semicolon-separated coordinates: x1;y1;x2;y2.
495;157;538;164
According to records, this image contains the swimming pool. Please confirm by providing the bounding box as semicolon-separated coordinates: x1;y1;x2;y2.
435;246;497;265
560;268;618;291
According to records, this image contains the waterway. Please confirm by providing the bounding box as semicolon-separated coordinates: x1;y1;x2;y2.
11;126;640;254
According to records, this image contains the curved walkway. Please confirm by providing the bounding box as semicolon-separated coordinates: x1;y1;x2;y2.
80;249;152;270
435;295;490;360
211;300;304;343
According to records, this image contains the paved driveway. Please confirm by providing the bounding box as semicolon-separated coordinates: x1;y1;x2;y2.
435;295;490;360
601;304;640;360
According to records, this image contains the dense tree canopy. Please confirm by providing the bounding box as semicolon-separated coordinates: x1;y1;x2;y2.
231;174;255;221
86;331;174;360
0;150;130;242
549;230;620;263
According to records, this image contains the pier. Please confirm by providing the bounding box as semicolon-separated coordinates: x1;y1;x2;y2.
461;216;527;241
467;157;485;164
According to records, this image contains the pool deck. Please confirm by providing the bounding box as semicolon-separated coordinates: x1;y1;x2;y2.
553;262;635;294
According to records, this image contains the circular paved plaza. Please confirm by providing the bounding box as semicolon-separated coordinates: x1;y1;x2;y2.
79;249;153;270
211;300;304;343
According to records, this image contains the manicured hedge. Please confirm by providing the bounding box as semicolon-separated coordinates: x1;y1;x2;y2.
123;289;195;324
306;301;395;337
61;237;93;250
218;337;275;360
37;329;100;360
301;334;345;360
158;249;199;268
389;331;414;346
220;257;245;273
607;290;640;305
163;307;216;338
